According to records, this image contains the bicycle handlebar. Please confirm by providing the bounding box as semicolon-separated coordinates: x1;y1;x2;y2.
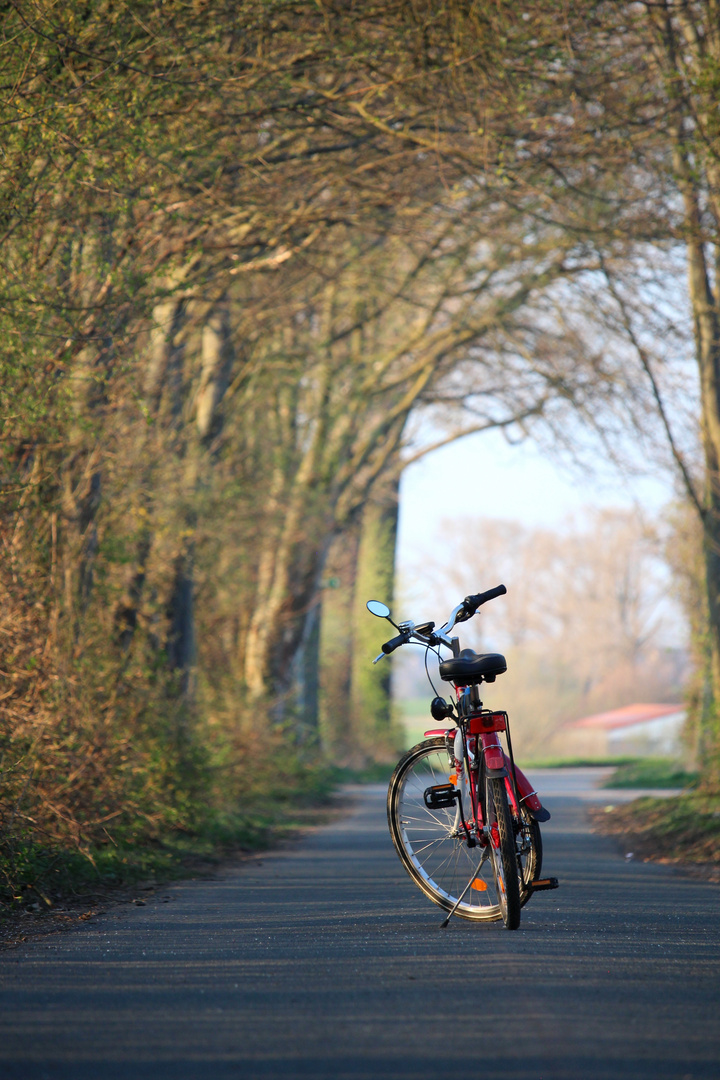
381;630;412;655
372;584;507;663
462;583;507;616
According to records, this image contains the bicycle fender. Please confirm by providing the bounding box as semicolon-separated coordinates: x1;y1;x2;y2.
507;754;551;820
482;743;506;771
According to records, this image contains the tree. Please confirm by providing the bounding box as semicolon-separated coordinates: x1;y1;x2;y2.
348;1;720;785
6;0;719;861
226;200;624;726
4;0;543;836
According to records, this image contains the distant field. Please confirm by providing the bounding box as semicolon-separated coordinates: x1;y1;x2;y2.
398;697;441;748
396;703;697;784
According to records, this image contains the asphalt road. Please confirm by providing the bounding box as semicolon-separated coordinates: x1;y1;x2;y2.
0;769;718;1080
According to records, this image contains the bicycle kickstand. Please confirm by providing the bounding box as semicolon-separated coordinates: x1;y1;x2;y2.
439;849;490;928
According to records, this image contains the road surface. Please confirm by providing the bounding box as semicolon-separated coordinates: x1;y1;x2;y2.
0;769;717;1080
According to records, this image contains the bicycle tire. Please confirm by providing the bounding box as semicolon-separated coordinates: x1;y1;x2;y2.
486;775;522;929
387;737;504;922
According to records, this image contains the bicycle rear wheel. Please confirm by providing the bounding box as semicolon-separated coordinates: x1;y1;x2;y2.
387;737;504;922
485;776;521;929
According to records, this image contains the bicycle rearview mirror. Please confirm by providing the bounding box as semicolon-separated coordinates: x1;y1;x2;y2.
366;600;391;619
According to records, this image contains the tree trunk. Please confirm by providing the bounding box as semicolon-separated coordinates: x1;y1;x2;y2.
318;526;360;759
242;366;333;703
652;3;720;792
164;301;233;696
692;245;720;789
673;144;720;790
348;475;403;764
292;596;321;735
166;539;195;697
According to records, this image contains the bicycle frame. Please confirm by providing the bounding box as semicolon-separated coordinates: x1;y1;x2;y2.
425;726;544;816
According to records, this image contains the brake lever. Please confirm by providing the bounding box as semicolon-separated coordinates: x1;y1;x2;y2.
372;652;385;665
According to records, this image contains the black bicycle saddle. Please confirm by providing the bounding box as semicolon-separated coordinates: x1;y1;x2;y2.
438;648;507;685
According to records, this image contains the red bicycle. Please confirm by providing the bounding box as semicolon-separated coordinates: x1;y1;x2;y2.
368;585;557;930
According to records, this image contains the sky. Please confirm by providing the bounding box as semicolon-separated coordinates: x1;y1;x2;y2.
397;426;676;562
391;427;685;702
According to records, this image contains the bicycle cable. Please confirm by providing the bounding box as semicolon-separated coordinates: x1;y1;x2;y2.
423;642;442;697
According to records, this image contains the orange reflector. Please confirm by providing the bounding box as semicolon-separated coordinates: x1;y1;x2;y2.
470;878;488;892
448;773;457;786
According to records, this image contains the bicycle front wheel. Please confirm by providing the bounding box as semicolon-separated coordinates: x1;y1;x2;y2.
387;737;504;922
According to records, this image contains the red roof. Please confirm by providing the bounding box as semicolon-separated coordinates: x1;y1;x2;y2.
567;703;685;732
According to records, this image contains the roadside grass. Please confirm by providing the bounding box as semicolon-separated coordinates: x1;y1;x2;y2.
601;757;698;789
596;792;720;880
0;754;397;922
333;762;394;784
0;783;340;918
523;757;698;786
523;756;641;768
1;814;269;911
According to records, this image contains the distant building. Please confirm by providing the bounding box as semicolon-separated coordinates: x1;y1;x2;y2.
563;703;686;759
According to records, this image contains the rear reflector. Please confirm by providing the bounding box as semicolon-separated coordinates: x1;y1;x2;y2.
468;712;507;734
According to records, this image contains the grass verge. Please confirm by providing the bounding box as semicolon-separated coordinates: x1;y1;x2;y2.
522;756;641;769
0;785;347;945
332;762;394;784
602;758;698;789
593;792;720;882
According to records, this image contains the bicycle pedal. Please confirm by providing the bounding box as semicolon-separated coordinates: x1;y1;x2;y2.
529;877;559;892
424;783;459;810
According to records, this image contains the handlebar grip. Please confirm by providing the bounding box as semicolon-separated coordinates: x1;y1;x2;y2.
464;584;507;613
381;631;411;654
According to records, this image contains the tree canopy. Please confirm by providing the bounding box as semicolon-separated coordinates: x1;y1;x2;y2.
2;0;719;902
